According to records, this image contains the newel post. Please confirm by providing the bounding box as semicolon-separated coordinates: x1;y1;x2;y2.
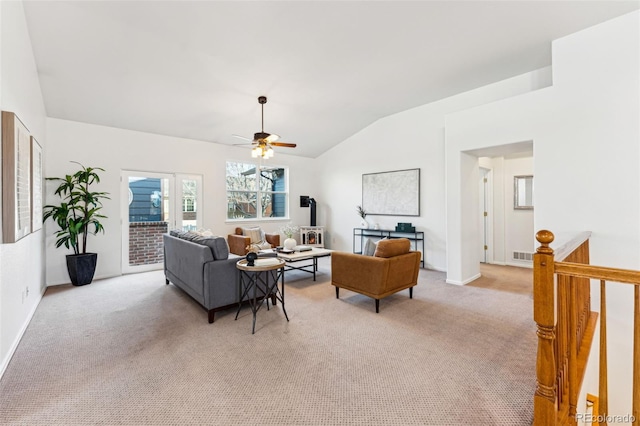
534;230;558;425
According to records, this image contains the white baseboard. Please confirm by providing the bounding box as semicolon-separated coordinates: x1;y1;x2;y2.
0;289;44;379
505;261;533;269
446;273;481;286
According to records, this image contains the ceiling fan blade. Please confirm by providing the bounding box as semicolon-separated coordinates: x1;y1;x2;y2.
265;133;280;143
270;142;297;148
232;134;252;142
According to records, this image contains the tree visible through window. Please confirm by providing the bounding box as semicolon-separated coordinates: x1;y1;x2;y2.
226;162;288;220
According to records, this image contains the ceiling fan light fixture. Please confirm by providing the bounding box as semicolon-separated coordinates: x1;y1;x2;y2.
251;144;274;159
266;147;274;158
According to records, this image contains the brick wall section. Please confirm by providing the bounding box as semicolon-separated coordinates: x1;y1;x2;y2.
129;222;168;266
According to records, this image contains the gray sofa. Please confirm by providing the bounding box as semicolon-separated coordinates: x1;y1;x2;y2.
163;230;244;323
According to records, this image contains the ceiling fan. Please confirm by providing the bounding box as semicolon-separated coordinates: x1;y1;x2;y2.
233;96;296;159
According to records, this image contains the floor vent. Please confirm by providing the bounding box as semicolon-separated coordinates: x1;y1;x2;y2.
513;251;533;261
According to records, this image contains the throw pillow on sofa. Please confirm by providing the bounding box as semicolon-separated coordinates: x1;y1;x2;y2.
242;227;263;243
242;227;272;250
191;236;230;260
363;238;377;256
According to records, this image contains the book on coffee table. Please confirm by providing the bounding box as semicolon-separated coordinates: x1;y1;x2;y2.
294;245;312;252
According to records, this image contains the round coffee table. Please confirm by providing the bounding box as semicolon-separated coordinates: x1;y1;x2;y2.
235;258;288;334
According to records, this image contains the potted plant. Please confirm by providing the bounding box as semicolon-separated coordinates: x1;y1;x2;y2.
43;162;110;286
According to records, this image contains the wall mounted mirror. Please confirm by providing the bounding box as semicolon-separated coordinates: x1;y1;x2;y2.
514;175;533;210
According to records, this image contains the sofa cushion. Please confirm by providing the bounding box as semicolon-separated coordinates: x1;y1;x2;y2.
374;238;411;258
191;236;229;260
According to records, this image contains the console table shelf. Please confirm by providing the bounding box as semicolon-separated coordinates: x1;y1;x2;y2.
353;228;425;268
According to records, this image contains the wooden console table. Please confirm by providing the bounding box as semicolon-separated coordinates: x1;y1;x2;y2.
353;228;425;268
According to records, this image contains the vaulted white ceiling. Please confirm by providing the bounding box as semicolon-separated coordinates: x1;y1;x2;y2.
23;1;639;158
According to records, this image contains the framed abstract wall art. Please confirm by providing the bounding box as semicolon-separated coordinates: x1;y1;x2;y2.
31;136;43;232
362;168;420;216
2;111;32;243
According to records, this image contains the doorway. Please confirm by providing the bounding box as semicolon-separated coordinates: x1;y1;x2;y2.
121;171;202;274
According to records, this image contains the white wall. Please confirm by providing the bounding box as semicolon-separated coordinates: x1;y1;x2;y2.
0;1;47;376
315;67;551;271
447;11;639;416
45;118;318;285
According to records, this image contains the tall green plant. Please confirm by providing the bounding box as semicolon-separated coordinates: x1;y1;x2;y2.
43;162;110;255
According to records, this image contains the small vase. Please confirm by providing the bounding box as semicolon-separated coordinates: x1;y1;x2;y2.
284;238;297;250
360;219;369;229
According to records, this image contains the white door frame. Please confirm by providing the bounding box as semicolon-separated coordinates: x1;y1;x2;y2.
479;167;494;264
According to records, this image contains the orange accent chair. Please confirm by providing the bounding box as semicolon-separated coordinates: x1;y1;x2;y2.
227;227;281;256
331;238;421;313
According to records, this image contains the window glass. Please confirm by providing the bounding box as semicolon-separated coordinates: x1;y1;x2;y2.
226;162;288;220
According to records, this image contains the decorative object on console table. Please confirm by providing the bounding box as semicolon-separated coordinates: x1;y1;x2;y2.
300;226;324;248
395;222;415;233
280;223;299;250
356;205;369;229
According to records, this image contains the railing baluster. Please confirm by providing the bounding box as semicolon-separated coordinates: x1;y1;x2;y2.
558;275;568;408
599;280;608;426
633;285;639;426
569;276;578;420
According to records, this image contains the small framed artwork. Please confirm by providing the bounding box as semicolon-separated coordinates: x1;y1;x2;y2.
2;111;31;243
31;136;43;232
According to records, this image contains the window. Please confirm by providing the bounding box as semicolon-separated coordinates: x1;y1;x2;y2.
226;161;288;220
182;180;197;212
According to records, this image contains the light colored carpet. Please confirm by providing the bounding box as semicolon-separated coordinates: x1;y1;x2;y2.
0;261;535;425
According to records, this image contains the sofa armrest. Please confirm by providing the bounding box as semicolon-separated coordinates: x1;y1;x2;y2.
331;252;389;297
265;233;280;247
384;251;421;293
228;234;250;255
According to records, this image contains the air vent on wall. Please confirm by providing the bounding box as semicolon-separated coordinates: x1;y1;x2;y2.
513;251;533;261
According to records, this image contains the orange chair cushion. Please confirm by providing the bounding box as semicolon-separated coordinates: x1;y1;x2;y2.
374;238;410;258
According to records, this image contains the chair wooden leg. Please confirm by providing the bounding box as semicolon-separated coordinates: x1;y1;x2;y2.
335;286;339;299
165;278;169;285
410;286;413;299
375;299;379;313
208;310;215;324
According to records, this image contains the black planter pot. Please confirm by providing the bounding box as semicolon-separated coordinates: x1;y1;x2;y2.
66;253;98;286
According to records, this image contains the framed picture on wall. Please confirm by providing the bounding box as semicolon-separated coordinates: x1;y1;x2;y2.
31;136;43;232
2;111;32;243
362;168;420;216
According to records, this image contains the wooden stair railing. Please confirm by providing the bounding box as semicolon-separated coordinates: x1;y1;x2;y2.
533;230;640;426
